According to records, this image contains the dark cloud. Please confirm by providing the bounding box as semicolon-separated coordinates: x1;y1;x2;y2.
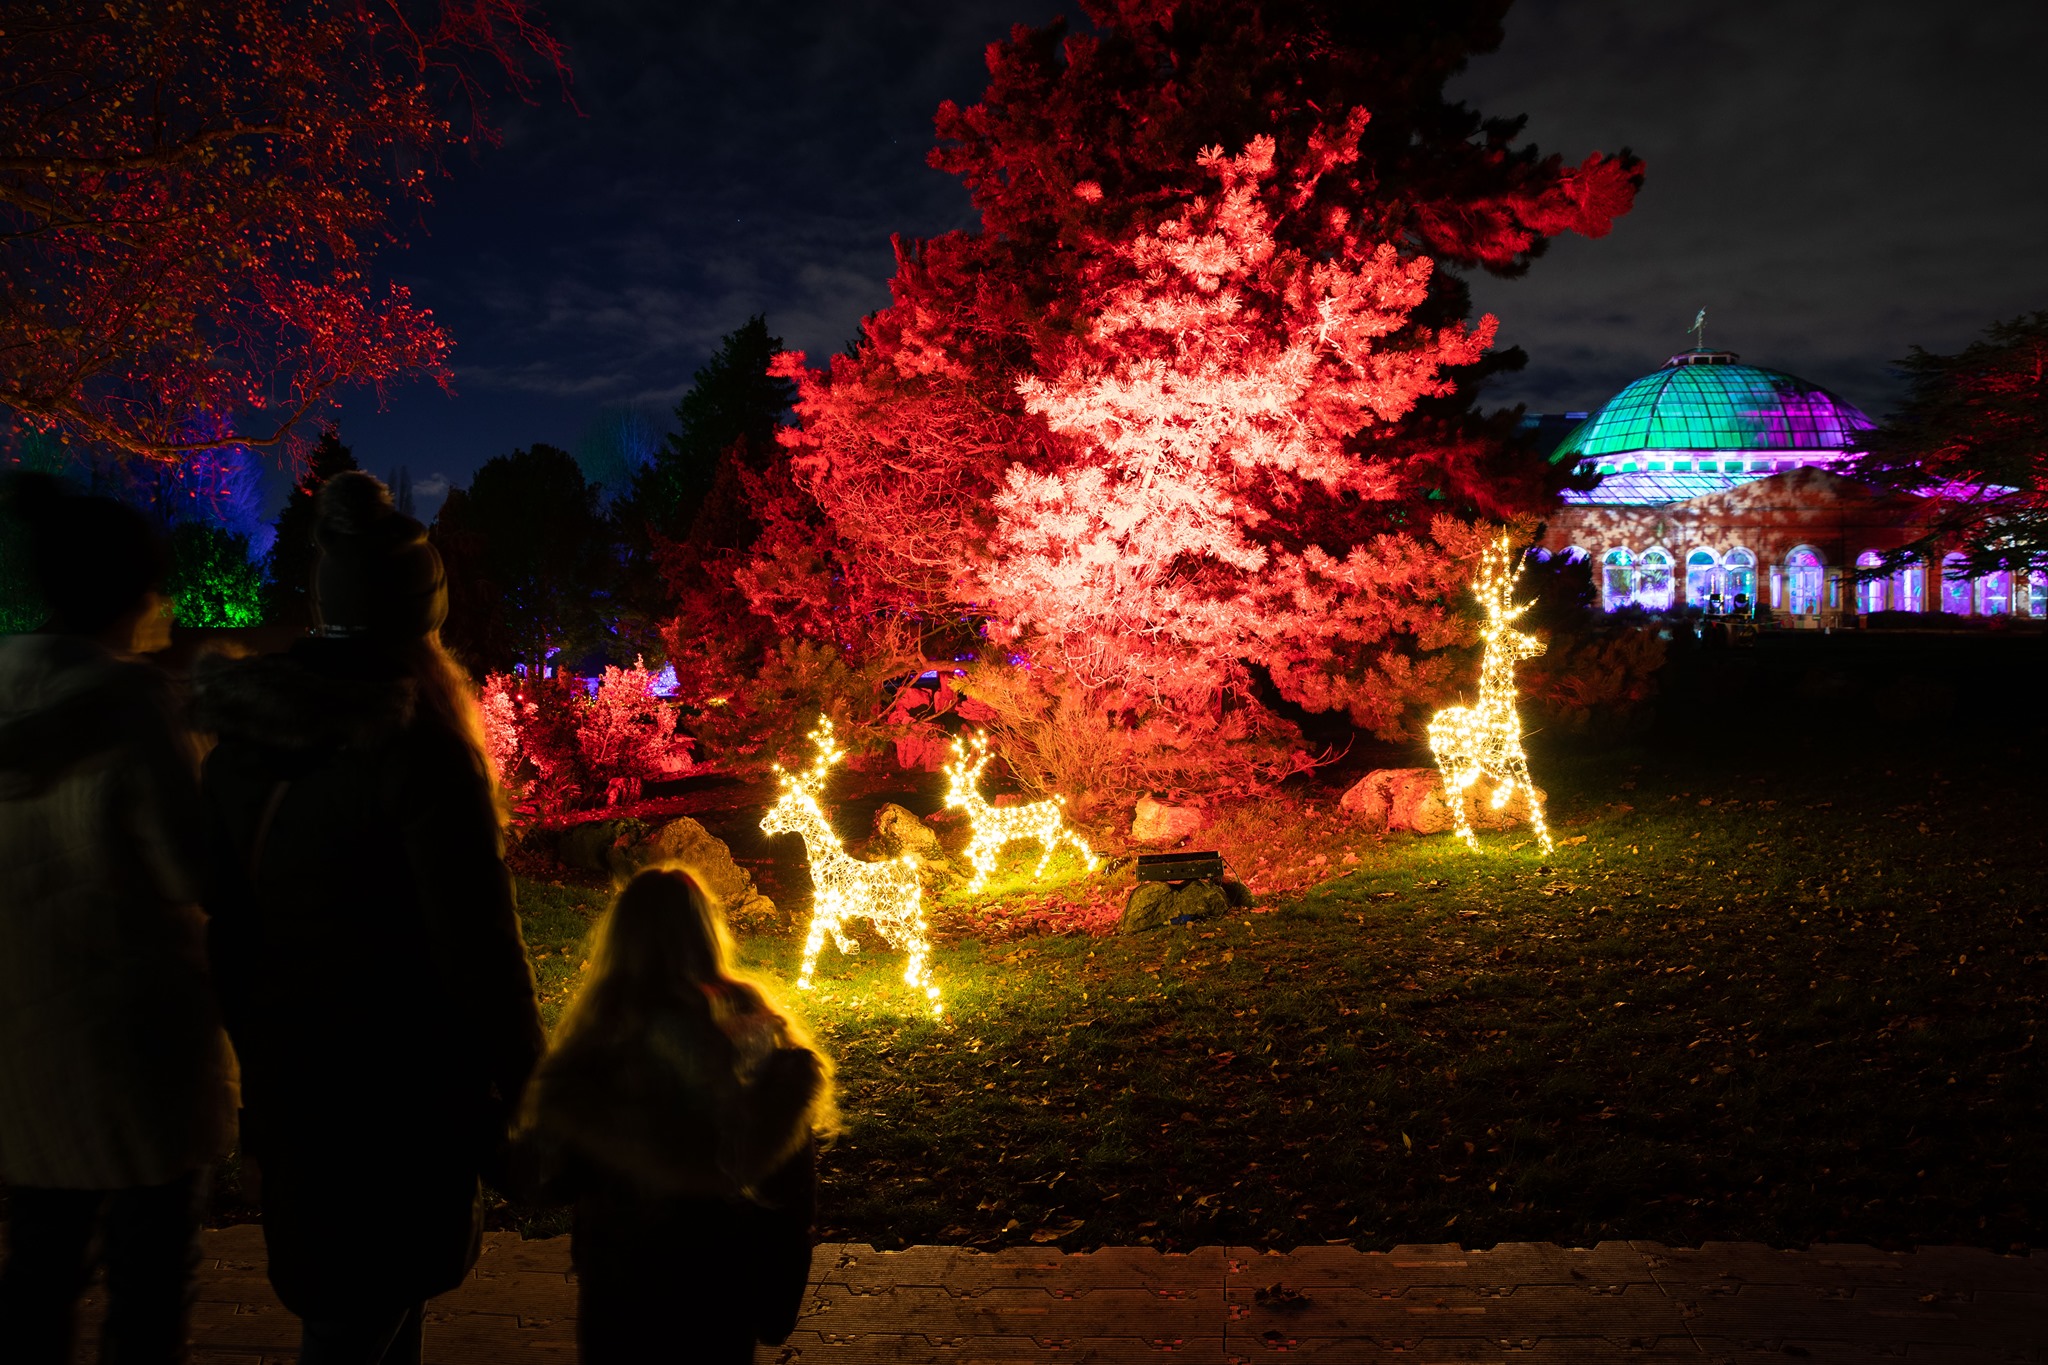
341;0;2048;516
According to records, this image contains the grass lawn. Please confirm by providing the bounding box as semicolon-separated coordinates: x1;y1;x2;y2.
508;732;2047;1254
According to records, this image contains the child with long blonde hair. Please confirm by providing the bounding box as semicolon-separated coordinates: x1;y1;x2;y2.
520;867;833;1363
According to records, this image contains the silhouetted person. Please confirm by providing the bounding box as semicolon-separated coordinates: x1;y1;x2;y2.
193;472;543;1365
0;473;235;1364
519;868;832;1365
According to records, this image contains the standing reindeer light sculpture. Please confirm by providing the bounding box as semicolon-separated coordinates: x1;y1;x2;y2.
943;732;1099;892
759;716;941;1016
1426;533;1555;853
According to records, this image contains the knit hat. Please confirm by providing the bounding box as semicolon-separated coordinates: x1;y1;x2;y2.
312;471;447;639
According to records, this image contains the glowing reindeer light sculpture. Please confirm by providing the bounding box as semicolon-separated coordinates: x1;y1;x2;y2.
1426;534;1555;854
760;716;942;1016
943;732;1100;892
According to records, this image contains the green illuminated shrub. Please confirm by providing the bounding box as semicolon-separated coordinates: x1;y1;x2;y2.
165;523;263;629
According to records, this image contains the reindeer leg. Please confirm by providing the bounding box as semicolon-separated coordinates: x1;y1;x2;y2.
1506;747;1553;852
797;908;831;990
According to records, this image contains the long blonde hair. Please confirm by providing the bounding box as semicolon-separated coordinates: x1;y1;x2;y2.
551;868;831;1110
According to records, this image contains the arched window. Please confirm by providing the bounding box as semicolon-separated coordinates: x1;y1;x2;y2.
1723;548;1757;610
1941;553;1972;614
2028;572;2048;618
1601;548;1635;612
1855;551;1887;613
1785;547;1824;616
1685;549;1719;609
1977;570;2013;615
1562;546;1592;565
1896;560;1926;613
1637;548;1674;611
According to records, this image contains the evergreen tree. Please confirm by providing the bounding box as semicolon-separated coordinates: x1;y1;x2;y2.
431;443;613;675
1851;311;2048;576
629;316;796;542
264;428;358;629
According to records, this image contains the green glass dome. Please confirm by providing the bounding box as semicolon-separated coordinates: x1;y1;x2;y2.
1552;350;1873;464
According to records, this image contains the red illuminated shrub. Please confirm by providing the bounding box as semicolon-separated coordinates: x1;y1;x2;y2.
481;663;693;816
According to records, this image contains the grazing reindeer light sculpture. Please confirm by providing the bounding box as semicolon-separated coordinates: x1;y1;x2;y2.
1426;534;1555;854
943;732;1100;893
760;716;941;1016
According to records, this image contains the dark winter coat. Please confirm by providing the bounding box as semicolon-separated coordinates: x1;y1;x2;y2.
0;635;235;1189
192;637;544;1319
521;993;825;1358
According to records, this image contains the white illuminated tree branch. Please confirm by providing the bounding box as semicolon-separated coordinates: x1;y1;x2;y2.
760;716;942;1016
943;732;1099;892
1427;534;1554;853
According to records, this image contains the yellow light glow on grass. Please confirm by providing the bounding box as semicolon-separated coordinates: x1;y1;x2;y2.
1426;533;1554;854
760;716;941;1016
943;732;1100;893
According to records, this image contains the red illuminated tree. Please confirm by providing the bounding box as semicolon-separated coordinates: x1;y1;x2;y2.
761;0;1640;802
1850;311;2048;577
0;0;565;460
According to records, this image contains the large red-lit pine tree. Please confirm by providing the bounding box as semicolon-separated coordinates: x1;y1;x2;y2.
759;0;1642;803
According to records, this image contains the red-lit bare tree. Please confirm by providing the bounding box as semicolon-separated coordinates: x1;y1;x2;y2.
0;0;566;460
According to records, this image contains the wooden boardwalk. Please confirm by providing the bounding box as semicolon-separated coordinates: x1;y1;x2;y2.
88;1226;2048;1362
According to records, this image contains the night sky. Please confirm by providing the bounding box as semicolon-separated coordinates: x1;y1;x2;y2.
334;0;2048;519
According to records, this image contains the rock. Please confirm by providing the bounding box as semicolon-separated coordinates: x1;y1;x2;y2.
1339;768;1453;834
555;818;649;874
1131;795;1204;845
1119;879;1229;933
1339;767;1545;835
629;817;780;930
871;802;945;863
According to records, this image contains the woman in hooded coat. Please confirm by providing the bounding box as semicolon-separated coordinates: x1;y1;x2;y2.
520;867;833;1364
0;474;235;1364
193;472;543;1365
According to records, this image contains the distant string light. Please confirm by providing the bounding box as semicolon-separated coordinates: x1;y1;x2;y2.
943;732;1099;892
1427;533;1554;853
760;716;941;1016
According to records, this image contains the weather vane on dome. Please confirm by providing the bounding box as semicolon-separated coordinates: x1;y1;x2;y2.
1689;308;1708;351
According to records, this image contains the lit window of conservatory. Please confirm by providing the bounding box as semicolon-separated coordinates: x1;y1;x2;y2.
1786;547;1824;616
1637;548;1674;611
1977;570;2013;615
1897;561;1926;613
2029;572;2048;618
1685;549;1718;607
1723;548;1757;608
1602;548;1635;611
1941;554;1972;614
1855;551;1887;612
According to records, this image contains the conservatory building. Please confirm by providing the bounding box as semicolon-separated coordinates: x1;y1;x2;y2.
1536;348;2046;624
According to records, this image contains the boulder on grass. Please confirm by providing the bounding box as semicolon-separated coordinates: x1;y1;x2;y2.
629;816;779;930
1339;767;1545;835
1131;795;1204;846
1120;880;1229;933
871;802;945;863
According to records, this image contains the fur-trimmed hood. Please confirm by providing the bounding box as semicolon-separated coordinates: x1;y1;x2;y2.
522;1005;827;1202
190;639;416;752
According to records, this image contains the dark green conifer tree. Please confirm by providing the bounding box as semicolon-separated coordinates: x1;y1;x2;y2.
263;428;358;629
629;316;795;543
431;443;613;675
